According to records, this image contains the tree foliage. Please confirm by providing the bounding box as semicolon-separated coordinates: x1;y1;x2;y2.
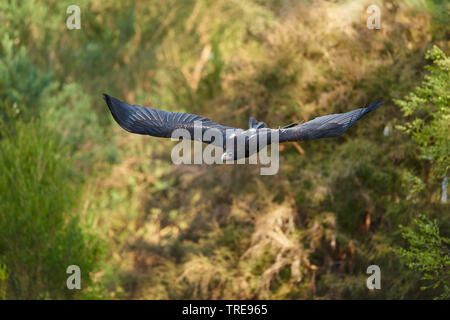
395;215;449;299
395;46;450;179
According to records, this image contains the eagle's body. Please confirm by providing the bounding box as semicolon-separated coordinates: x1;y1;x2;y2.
103;94;382;161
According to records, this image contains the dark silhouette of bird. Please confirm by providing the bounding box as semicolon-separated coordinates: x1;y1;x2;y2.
103;94;382;161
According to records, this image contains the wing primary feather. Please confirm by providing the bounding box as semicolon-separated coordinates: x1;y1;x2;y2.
278;99;383;142
104;94;233;146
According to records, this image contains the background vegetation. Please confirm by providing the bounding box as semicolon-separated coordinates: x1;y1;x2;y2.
0;0;448;299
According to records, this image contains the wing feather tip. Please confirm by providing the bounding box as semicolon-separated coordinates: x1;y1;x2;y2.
103;93;114;106
103;93;119;113
103;94;135;133
366;98;384;112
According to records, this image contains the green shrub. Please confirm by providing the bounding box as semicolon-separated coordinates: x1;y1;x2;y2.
395;46;450;179
0;263;8;299
0;119;102;299
0;34;104;299
394;215;450;299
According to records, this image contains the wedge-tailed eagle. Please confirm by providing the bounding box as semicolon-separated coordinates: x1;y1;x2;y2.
104;94;382;161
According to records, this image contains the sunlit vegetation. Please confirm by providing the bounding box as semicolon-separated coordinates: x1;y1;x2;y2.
0;0;448;299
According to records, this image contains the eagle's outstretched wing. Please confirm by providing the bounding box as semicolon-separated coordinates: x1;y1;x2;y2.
104;94;234;146
278;99;383;142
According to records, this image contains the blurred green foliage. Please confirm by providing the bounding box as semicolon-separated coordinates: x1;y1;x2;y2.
0;120;102;299
0;0;448;299
394;214;449;299
0;263;8;299
395;46;449;179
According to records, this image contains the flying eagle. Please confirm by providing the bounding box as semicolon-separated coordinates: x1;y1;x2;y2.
104;94;382;161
